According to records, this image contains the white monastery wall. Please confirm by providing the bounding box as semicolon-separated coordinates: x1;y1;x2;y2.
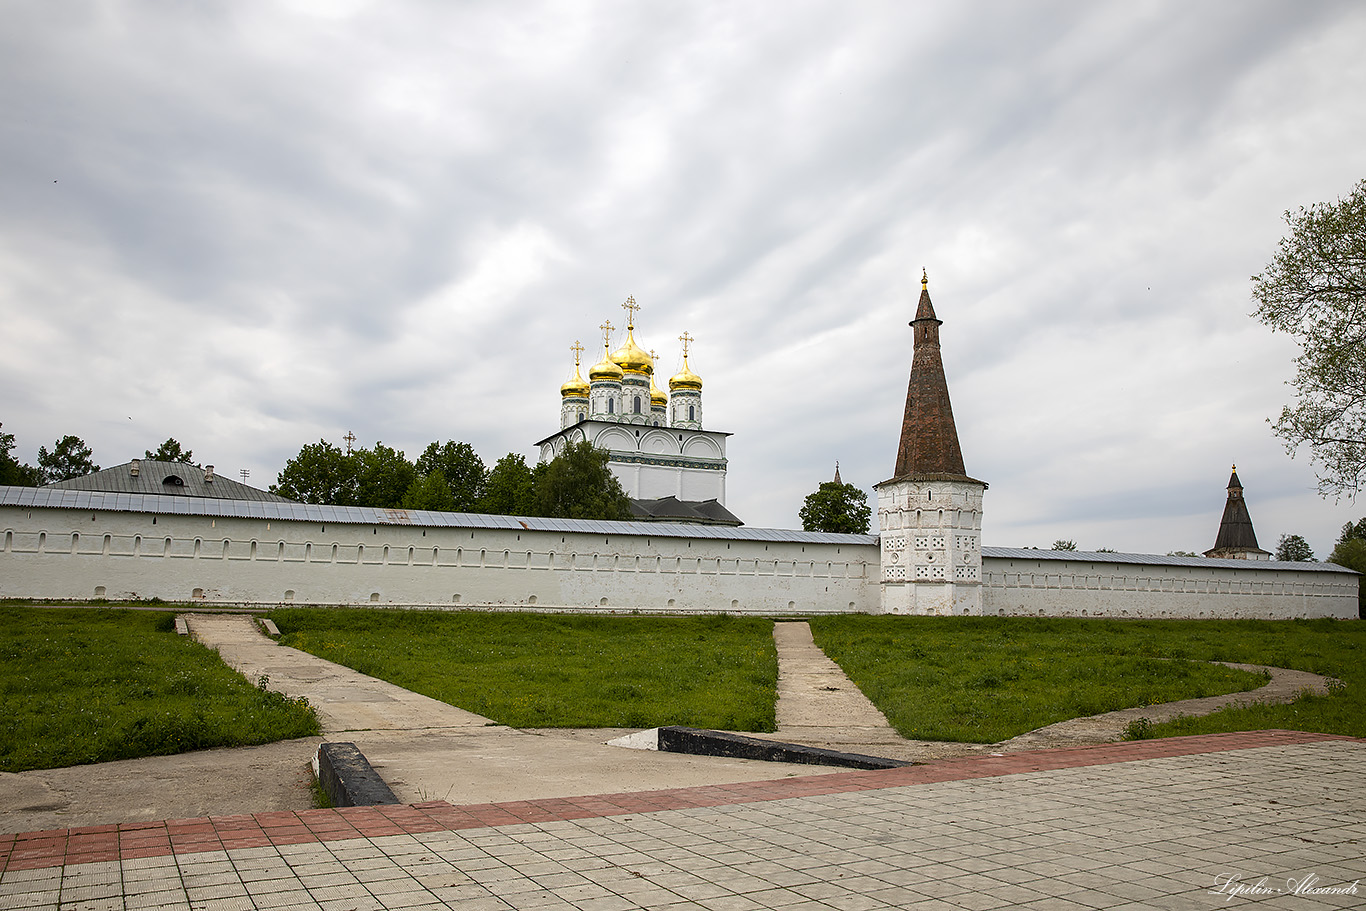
0;504;874;615
1;500;1357;618
981;554;1357;620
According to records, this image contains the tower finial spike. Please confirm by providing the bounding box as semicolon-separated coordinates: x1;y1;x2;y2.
922;268;928;290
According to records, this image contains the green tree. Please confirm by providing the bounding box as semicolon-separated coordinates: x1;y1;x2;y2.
401;468;458;512
145;438;196;464
1167;551;1200;558
415;441;486;511
354;443;416;508
1328;518;1366;617
1252;179;1366;496
0;423;40;487
1051;539;1078;551
36;435;99;484
271;440;360;505
480;452;540;516
799;481;871;534
535;440;632;520
1274;534;1316;562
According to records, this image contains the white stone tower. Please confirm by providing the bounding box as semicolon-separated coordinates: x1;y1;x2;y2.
588;320;624;419
612;297;654;424
669;331;703;429
874;271;988;615
559;340;590;428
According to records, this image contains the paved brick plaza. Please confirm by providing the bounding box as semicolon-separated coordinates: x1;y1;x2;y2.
2;731;1362;910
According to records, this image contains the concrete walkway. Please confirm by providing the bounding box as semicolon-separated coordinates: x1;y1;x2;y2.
184;615;838;808
2;732;1362;910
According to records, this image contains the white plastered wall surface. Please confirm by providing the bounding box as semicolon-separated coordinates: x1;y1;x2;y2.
0;498;1357;619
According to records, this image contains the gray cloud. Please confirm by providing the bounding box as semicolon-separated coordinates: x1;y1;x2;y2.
2;0;1364;559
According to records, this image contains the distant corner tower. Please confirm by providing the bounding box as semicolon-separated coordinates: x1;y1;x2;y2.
537;297;740;526
874;270;988;615
1204;466;1271;560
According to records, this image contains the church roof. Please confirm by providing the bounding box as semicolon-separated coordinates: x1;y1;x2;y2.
43;460;291;503
882;273;984;487
630;496;743;526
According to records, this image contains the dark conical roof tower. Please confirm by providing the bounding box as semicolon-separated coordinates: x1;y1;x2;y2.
1204;466;1271;559
887;270;979;484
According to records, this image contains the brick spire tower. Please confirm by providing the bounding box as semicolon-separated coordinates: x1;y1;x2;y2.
893;270;969;479
874;270;987;615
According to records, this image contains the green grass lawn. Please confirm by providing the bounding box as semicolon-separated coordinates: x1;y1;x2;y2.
808;616;1366;743
0;606;320;773
268;609;778;731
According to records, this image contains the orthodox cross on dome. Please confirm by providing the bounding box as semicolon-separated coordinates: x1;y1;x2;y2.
679;330;694;359
599;320;615;351
650;348;659;366
571;339;584;367
343;430;356;455
622;296;640;329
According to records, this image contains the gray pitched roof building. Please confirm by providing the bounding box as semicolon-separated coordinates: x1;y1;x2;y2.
44;459;292;503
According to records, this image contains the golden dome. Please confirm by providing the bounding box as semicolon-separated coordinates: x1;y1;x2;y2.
649;354;668;407
610;327;653;377
560;363;589;399
589;353;623;383
669;355;702;392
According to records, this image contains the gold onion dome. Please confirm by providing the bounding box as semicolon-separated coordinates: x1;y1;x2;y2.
560;363;589;399
610;327;653;376
669;355;702;392
588;344;623;382
649;365;668;407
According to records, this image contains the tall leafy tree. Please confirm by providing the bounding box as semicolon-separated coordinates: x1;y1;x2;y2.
415;441;486;511
145;438;196;464
1252;179;1366;496
353;443;416;508
36;435;99;484
271;440;360;505
1329;518;1366;617
1274;534;1315;562
480;452;540;516
799;481;871;534
0;423;40;487
535;440;631;520
401;468;458;511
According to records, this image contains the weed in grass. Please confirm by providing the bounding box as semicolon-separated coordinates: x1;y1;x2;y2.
1123;717;1155;740
0;606;320;772
268;609;778;731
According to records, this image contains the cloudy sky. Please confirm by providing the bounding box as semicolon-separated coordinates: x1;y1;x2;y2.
3;1;1364;558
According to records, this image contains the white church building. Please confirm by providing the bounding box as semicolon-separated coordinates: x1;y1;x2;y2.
0;281;1358;619
536;299;739;526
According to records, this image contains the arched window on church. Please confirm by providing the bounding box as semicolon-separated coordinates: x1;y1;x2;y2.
634;396;641;414
608;399;614;415
688;405;695;421
577;412;585;423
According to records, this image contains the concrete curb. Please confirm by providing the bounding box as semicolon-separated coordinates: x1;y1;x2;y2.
313;742;400;807
657;727;912;769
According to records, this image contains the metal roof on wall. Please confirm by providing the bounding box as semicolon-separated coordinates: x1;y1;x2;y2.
3;485;1353;572
981;546;1354;574
0;486;874;546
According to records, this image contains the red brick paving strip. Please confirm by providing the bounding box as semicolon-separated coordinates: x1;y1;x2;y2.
1;730;1357;874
